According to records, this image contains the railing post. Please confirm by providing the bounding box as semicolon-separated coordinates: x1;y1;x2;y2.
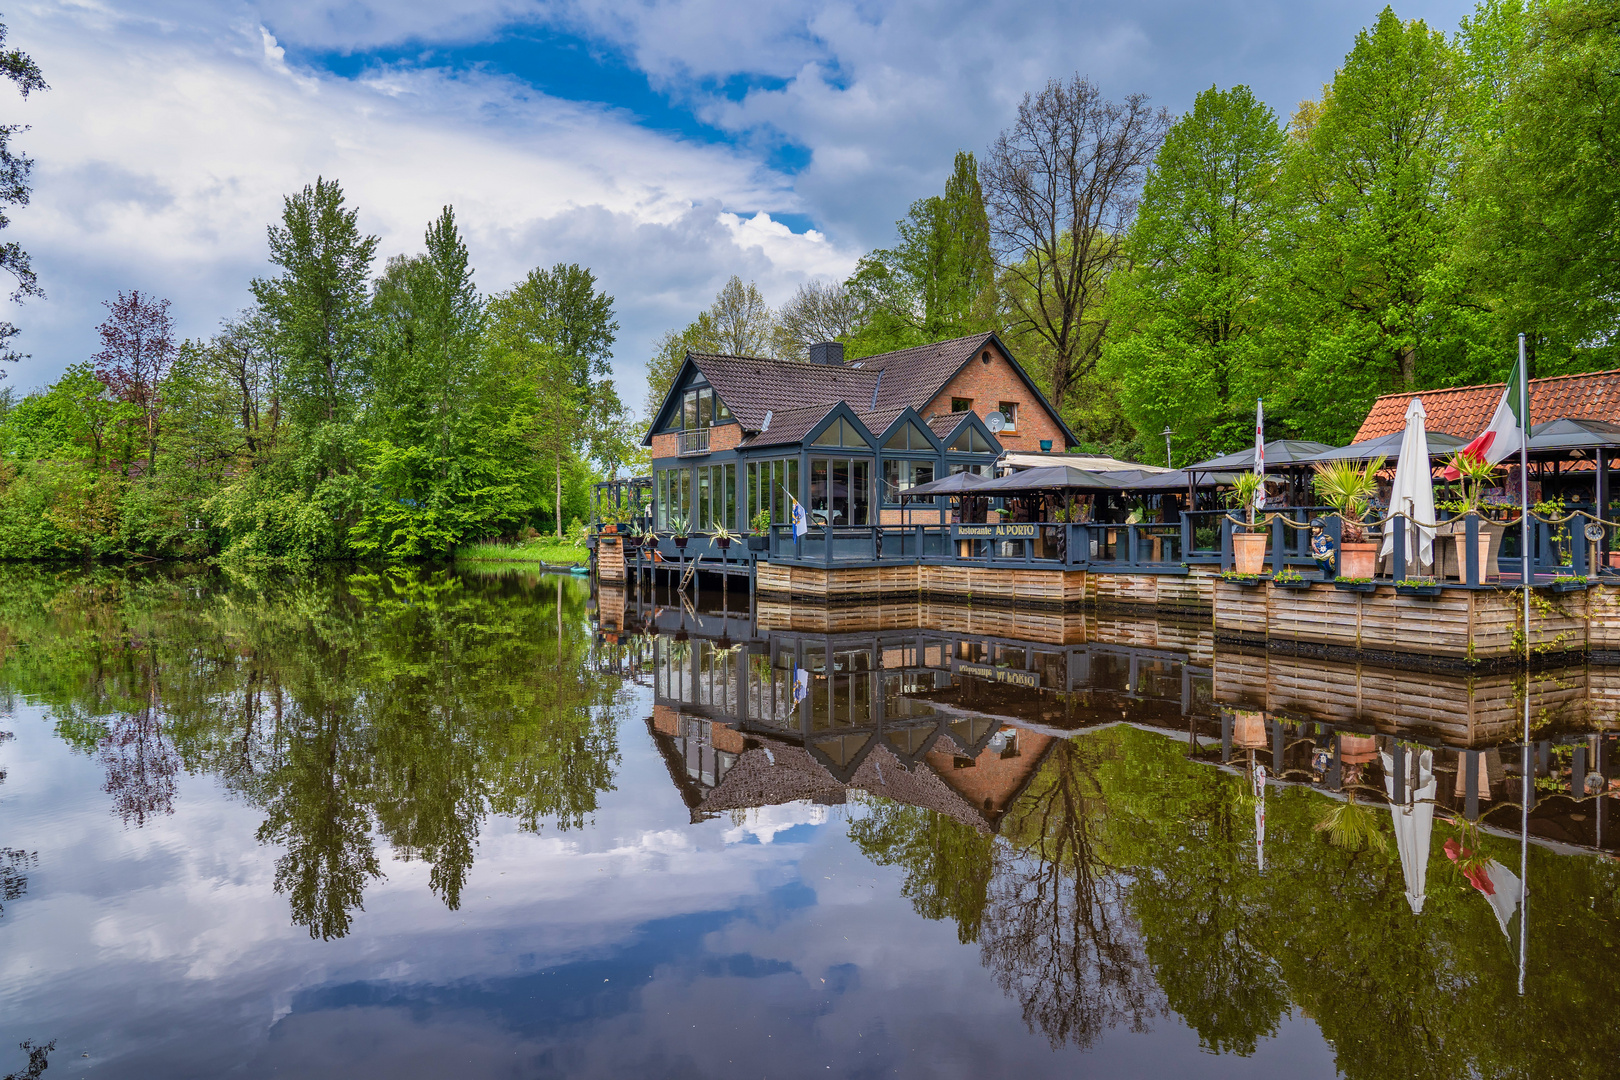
1393;513;1407;581
1127;524;1139;566
1573;515;1589;577
1270;513;1285;575
1465;512;1480;586
1328;515;1343;577
1180;510;1192;562
1221;516;1233;572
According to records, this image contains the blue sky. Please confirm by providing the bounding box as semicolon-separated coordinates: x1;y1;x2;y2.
0;0;1475;399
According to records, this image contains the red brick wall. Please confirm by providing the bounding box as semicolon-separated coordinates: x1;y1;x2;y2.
923;342;1068;450
653;704;680;737
927;728;1056;815
709;722;747;755
649;421;744;462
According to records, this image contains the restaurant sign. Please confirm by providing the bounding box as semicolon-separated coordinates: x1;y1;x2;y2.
952;523;1038;540
953;661;1041;689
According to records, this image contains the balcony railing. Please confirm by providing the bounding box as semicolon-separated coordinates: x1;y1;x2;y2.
678;428;710;455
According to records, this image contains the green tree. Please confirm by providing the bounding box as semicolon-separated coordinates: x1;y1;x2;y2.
1263;8;1489;442
485;263;619;537
0;18;46;370
1102;86;1285;464
353;207;543;557
846;151;997;358
1463;0;1620;373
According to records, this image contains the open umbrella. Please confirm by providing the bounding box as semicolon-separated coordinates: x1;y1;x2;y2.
1381;747;1436;914
902;470;991;498
1379;397;1437;571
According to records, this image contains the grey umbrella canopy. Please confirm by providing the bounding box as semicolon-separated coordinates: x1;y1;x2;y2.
1305;429;1467;463
1528;418;1620;452
901;470;992;498
1184;440;1336;472
1097;468;1239;491
974;465;1126;493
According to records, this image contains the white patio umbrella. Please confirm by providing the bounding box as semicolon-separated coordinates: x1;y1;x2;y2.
1381;747;1436;914
1379;397;1437;571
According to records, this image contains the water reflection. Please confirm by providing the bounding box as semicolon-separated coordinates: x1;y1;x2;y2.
629;588;1620;1071
0;565;626;939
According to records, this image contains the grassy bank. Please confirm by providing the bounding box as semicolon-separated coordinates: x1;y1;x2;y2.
454;539;588;566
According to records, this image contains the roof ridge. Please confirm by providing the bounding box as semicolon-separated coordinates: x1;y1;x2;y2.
1369;366;1620;402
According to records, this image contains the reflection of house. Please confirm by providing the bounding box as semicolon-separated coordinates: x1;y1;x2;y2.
644;625;1219;831
643;333;1078;532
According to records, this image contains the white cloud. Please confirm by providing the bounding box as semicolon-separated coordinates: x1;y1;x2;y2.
0;2;861;393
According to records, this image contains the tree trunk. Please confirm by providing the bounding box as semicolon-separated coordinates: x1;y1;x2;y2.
556;452;564;539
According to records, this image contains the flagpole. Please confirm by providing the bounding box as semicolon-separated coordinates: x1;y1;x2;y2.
1518;331;1531;996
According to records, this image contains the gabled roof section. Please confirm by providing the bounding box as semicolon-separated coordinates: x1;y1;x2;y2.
643;331;1077;449
691;353;879;430
876;406;944;453
1355;368;1620;442
936;410;1003;455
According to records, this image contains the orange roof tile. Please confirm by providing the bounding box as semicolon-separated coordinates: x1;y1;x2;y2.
1355;369;1620;442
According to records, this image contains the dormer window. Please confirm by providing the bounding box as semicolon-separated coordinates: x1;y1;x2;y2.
678;384;728;430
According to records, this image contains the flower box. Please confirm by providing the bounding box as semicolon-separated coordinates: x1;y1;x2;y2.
1395;580;1442;597
1543;578;1589;593
1334;579;1376;594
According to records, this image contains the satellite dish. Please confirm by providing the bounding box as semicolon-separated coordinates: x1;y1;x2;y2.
985;412;1006;433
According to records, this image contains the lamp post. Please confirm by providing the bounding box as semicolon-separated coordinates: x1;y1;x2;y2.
1162;426;1174;468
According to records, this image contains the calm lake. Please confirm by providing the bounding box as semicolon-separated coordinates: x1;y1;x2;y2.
1;565;1617;1079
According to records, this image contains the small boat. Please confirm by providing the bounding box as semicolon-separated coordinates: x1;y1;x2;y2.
569;565;590;576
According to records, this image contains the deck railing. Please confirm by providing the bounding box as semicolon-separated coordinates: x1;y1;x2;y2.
678;428;711;455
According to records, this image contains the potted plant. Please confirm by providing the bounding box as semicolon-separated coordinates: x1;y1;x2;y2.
748;509;772;552
1228;472;1269;574
1220;569;1263;587
1272;567;1312;590
711;520;737;550
1333;576;1376;594
1438;451;1504;581
668;513;690;549
1545;574;1589;594
1313;456;1386;579
1395;575;1442;597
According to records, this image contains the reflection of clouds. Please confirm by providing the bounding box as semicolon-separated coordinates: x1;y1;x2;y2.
722;801;828;844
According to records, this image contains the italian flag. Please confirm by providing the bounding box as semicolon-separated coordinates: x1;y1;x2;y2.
1442;356;1526;479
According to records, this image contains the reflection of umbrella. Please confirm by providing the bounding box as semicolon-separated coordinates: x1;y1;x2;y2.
1381;747;1436;914
1253;763;1268;873
1444;838;1523;939
1380;397;1436;570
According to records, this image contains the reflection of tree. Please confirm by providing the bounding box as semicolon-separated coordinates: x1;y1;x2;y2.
980;739;1161;1049
1;847;36;917
97;704;179;827
1;1039;54;1080
847;798;995;943
0;563;626;939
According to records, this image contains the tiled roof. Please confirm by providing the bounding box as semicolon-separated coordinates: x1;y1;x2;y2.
688;353;877;430
739;403;840;449
686;332;1001;436
926;411;974;439
1355;368;1620;442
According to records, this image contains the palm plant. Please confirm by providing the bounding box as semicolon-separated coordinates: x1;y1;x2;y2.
1312;455;1385;543
1445;450;1497;513
1314;796;1390;854
1228;472;1265;530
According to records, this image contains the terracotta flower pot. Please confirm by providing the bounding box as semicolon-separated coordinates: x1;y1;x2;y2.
1452;532;1492;581
1338;541;1378;579
1233;711;1268;749
1232;531;1269;574
1339;734;1378;765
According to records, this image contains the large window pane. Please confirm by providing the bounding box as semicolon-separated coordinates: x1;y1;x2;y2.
810;459;829;523
785;460;799;520
655;470;668;529
852;460;870;525
683;390;696;431
883;459;901;500
698;389;712;428
724;464;737;531
832;460;849;525
698;467;711;530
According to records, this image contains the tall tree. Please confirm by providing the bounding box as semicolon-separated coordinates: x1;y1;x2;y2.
250;177;378;437
707;275;774;356
1463;0;1620;373
485;262;619;537
846;150;997;356
770;278;867;362
644;311;719;421
982;76;1170;416
1264;8;1485;440
1102;86;1285;463
93;290;176;474
0;19;45;371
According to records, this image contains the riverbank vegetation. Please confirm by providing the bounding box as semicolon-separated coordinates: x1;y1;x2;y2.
0;181;635;563
648;1;1620;462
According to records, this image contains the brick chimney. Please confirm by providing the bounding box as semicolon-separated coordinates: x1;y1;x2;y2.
808;341;845;365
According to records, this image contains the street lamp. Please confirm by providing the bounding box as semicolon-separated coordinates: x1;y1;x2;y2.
1162;426;1174;468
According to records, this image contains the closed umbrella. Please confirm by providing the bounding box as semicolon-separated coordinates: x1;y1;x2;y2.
1381;747;1435;914
1379;397;1437;571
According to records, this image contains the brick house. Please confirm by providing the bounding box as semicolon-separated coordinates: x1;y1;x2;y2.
643;333;1077;531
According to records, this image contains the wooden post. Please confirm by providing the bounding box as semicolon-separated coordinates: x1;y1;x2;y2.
1465;512;1480;586
1271;513;1286;575
1393;513;1407;581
